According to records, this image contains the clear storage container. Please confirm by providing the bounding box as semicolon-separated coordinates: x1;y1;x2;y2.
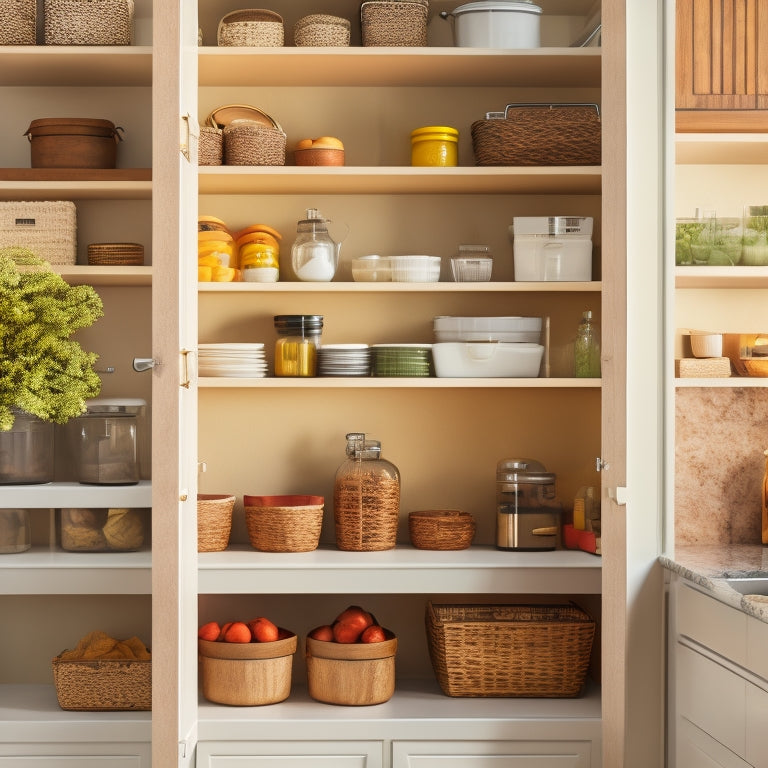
0;409;54;484
0;509;31;553
512;216;593;281
57;507;148;552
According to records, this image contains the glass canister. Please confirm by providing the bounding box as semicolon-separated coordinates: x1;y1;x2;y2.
237;224;282;282
0;509;31;553
495;458;561;551
0;409;54;484
410;125;459;167
72;399;145;485
334;432;400;551
291;209;341;282
273;315;323;377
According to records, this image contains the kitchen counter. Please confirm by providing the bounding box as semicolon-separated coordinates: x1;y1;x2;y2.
660;544;768;623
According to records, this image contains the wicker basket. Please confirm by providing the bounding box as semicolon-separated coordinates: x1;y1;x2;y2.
52;656;151;710
0;200;77;265
217;9;284;47
44;0;134;45
294;14;351;47
409;510;475;550
223;123;286;166
87;242;144;266
199;633;297;706
0;0;36;44
199;126;223;166
361;0;428;47
334;473;400;552
197;493;236;552
426;602;596;698
244;494;324;552
471;103;601;167
306;633;397;705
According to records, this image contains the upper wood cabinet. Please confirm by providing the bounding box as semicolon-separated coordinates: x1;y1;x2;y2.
676;0;768;131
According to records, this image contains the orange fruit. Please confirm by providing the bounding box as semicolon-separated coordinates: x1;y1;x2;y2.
223;621;252;643
198;621;220;641
308;624;334;641
248;617;279;643
360;625;386;643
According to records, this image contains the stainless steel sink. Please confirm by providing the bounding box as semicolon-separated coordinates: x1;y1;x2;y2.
723;577;768;596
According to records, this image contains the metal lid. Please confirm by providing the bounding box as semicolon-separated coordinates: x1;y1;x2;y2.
496;457;555;484
84;397;146;416
451;1;542;15
512;216;593;237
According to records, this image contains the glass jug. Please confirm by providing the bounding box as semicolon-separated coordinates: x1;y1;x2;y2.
291;208;342;281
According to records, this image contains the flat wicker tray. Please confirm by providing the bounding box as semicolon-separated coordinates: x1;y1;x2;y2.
426;601;595;697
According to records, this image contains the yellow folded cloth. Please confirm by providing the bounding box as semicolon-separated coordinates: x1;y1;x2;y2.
60;630;151;661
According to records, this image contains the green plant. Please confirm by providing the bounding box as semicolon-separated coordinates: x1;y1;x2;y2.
0;247;103;431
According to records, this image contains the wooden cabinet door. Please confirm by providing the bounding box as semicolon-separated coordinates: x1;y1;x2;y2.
676;0;768;130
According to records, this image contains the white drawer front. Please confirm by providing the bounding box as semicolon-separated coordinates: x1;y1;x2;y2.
676;718;750;768
747;613;768;683
197;741;382;768
747;682;768;768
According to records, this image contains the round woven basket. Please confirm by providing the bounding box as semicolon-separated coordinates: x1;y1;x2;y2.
217;8;284;47
197;494;236;552
361;0;428;47
87;242;144;266
244;494;324;552
223;123;286;166
199;126;223;166
409;510;475;550
294;14;350;47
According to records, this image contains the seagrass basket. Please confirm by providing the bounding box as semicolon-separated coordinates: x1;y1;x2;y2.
426;601;595;698
223;123;286;166
217;9;284;47
471;103;601;167
361;0;428;47
44;0;134;45
199;126;223;165
0;0;36;44
294;14;350;47
0;200;77;265
52;656;151;710
87;242;144;266
243;494;324;552
409;510;475;550
197;493;236;552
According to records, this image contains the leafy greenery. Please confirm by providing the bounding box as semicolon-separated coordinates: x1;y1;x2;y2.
0;247;103;431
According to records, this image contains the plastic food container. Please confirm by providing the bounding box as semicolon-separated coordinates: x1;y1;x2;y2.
0;410;54;484
352;255;391;282
389;255;441;282
432;342;544;377
433;316;542;343
440;1;542;48
511;216;593;281
58;507;148;552
0;509;31;553
411;126;459;167
451;245;492;281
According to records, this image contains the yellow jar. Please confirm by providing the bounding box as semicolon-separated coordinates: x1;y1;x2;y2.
410;125;459;167
236;225;282;282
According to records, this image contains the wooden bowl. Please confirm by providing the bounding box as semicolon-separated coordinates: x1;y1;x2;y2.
294;148;345;166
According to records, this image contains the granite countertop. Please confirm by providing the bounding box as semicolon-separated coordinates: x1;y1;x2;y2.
659;544;768;623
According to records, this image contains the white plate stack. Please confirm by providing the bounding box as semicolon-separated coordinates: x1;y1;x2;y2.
198;343;268;378
317;344;371;377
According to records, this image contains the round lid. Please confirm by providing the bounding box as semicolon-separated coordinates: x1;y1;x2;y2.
496;457;554;484
451;0;542;14
411;125;459;139
207;104;281;131
84;398;146;416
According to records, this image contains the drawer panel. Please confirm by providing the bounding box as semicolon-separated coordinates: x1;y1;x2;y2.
197;741;382;768
747;613;768;682
746;682;768;768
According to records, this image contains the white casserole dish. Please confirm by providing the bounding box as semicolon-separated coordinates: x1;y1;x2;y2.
441;1;542;49
432;342;543;377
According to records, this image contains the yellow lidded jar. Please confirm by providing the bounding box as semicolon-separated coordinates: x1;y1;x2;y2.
410;125;459;167
237;225;282;282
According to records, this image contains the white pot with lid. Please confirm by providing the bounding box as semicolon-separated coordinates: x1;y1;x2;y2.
439;0;542;49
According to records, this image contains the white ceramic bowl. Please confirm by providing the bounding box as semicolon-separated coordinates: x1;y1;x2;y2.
689;331;723;358
389;255;441;282
432;342;544;378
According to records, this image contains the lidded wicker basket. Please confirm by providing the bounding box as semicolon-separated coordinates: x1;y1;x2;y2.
244;494;324;552
0;0;36;44
44;0;134;45
426;601;596;698
361;0;428;47
197;493;236;552
409;510;475;550
217;8;284;47
294;14;351;47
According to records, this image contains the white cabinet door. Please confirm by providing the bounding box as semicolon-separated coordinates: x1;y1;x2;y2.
746;682;768;768
0;752;148;767
196;741;383;768
676;718;750;768
392;741;594;768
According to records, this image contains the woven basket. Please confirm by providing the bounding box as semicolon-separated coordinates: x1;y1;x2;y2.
244;494;324;552
294;14;351;47
197;493;236;552
0;201;76;265
52;656;151;710
217;9;284;47
409;510;475;550
471;103;601;167
199;126;223;166
87;242;144;266
361;0;428;47
44;0;134;45
0;0;36;44
426;602;595;698
223;123;286;166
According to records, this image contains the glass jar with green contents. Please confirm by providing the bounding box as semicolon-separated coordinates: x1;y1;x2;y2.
273;315;323;377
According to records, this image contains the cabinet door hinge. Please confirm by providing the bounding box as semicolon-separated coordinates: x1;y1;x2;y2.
180;113;200;161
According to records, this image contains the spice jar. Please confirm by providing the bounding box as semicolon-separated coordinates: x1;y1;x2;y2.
72;399;145;485
273;315;323;377
334;432;400;551
410;125;459;167
0;509;31;553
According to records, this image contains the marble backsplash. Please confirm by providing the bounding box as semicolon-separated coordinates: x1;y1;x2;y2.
676;387;766;545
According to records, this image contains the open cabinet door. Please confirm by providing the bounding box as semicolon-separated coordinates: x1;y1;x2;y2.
152;1;200;766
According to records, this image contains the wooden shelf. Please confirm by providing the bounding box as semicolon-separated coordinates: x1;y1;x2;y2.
675;133;768;165
198;281;601;293
675;266;768;288
56;266;152;286
198;376;600;388
0;169;152;200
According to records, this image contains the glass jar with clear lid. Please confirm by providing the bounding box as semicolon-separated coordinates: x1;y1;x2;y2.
334;432;400;551
72;398;145;485
0;509;31;553
0;409;54;484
